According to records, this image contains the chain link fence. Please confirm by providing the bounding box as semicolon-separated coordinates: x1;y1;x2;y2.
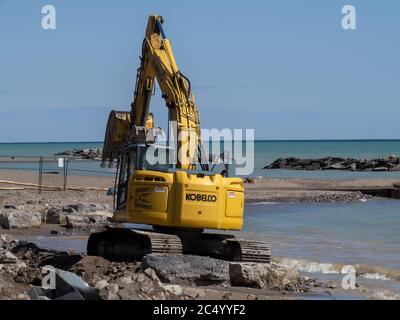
0;156;116;193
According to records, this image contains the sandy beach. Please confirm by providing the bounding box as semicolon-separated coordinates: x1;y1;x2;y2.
2;168;400;203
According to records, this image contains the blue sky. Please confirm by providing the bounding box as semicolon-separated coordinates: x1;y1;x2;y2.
0;0;399;142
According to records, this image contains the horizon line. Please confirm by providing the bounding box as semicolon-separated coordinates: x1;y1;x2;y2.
1;139;400;144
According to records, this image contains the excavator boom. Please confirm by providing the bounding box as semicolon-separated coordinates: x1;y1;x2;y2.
103;15;202;170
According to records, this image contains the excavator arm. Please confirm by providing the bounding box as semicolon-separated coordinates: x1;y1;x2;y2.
103;15;203;170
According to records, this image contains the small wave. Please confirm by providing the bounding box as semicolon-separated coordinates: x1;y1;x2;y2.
276;257;342;274
370;290;400;300
246;201;280;206
356;264;400;281
275;257;400;281
361;273;391;281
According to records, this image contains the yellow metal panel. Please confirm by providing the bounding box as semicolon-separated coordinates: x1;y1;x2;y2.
225;191;244;218
129;185;168;213
125;171;173;226
116;170;244;231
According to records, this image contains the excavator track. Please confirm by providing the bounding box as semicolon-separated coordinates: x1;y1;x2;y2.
133;230;182;254
88;228;271;263
87;228;182;261
233;239;271;263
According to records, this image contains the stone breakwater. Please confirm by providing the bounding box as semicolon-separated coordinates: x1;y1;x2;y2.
55;149;102;160
265;155;400;172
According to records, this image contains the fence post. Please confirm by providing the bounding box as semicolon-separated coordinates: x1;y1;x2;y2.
38;157;43;194
63;157;69;191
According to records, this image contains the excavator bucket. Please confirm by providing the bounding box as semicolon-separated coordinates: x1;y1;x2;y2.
102;111;131;161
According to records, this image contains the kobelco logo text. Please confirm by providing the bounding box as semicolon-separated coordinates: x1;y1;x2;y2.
186;193;217;203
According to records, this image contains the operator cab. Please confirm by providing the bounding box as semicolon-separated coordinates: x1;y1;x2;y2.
115;144;172;210
115;143;230;210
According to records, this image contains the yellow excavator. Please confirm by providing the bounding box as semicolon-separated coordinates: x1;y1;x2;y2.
87;15;270;263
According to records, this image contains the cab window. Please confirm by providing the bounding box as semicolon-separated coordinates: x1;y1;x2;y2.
116;151;135;209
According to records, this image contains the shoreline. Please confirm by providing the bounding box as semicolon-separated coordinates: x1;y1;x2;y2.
2;168;400;202
245;177;400;202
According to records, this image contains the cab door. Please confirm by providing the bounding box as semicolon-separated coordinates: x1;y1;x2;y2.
116;151;134;210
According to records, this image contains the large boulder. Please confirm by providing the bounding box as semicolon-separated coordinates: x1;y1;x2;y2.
327;163;345;170
65;212;112;229
0;210;42;230
373;167;388;172
142;254;230;286
62;203;110;214
43;208;67;225
346;163;357;171
305;162;321;170
229;262;300;290
385;154;399;162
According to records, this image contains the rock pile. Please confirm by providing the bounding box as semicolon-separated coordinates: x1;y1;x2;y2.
0;210;42;230
0;202;113;230
55;149;102;160
300;191;370;203
43;203;113;230
0;238;40;300
63;255;340;299
265;155;400;172
70;256;180;300
0;236;338;300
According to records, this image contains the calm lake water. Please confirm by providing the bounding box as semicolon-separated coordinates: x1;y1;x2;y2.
1;140;400;178
243;199;400;270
